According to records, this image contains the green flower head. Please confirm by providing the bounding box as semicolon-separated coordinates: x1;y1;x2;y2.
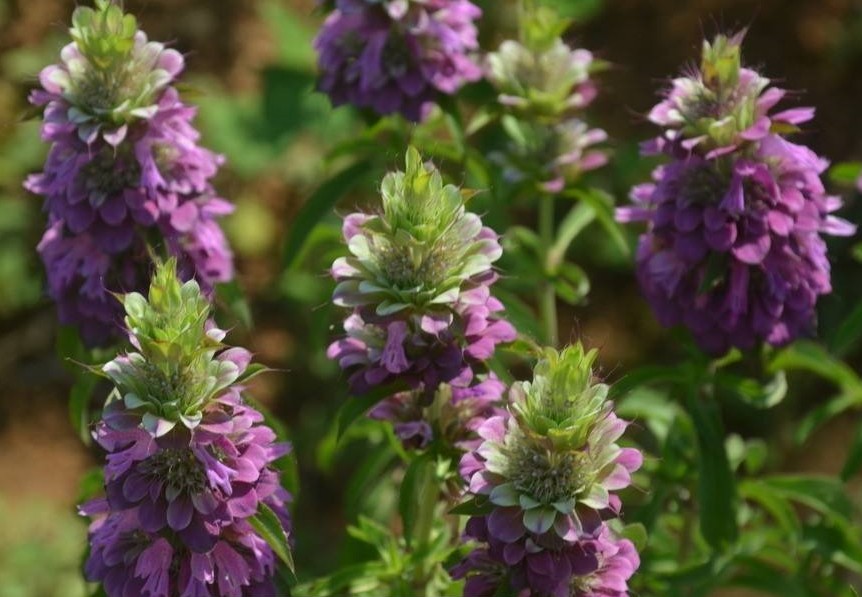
332;147;502;315
101;260;250;435
475;345;640;536
46;0;184;126
510;344;609;450
486;38;598;122
650;31;772;149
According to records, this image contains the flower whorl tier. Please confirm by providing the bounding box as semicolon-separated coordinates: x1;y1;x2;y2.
25;1;233;346
485;33;608;193
80;260;293;597
452;346;641;597
328;147;516;397
369;374;506;451
314;0;483;121
616;32;855;354
486;38;598;122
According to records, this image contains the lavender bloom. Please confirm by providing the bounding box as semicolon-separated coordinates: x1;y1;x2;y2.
80;260;293;597
451;519;638;597
25;1;233;346
327;147;516;397
617;32;855;354
491;119;608;193
314;0;483;121
486;38;598;122
369;374;506;451
485;29;608;192
452;345;641;596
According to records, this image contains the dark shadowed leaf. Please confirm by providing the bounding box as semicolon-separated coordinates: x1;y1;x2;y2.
282;160;374;269
249;503;295;574
399;452;434;547
840;423;862;482
336;382;409;440
687;391;738;550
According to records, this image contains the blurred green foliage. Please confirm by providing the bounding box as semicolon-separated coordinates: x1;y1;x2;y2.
0;500;87;597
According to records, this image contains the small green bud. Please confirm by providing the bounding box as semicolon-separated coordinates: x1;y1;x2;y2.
70;1;138;70
511;344;609;450
701;32;743;94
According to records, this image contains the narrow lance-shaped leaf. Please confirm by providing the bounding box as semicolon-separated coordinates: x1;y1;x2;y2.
249;503;295;574
282;160;373;269
686;389;738;550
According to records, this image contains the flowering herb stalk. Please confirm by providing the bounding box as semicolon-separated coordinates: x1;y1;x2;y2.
26;0;233;346
484;6;609;347
314;0;483;121
617;31;855;354
328;146;515;412
452;345;641;596
79;259;293;597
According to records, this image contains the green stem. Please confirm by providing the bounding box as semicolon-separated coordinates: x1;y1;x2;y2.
538;194;558;347
412;463;439;594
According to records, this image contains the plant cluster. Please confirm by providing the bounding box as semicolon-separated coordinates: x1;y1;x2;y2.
22;1;862;596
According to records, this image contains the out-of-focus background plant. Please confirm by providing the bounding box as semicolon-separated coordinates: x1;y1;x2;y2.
3;0;862;595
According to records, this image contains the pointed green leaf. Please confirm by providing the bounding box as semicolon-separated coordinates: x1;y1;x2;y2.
686;391;738;549
282;160;373;269
335;382;410;440
249;503;294;574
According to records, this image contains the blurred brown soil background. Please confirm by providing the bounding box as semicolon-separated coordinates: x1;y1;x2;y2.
0;1;861;595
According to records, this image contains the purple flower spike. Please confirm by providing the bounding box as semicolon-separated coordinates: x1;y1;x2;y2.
616;31;855;354
314;0;483;121
451;346;641;596
328;148;515;402
25;1;234;346
81;260;293;597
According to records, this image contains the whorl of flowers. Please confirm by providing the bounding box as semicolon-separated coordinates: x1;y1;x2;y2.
452;345;641;597
328;147;516;396
486;37;597;122
369;374;506;452
80;260;293;597
486;15;608;192
616;32;855;354
25;0;233;347
313;0;483;121
492;119;608;193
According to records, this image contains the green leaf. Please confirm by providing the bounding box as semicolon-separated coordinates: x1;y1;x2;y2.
249;503;294;574
538;0;604;20
216;280;253;330
565;188;629;256
738;479;800;537
549;202;596;269
840;422;862;481
619;522;648;551
686;391;738;550
795;392;862;444
259;0;316;70
282;159;374;269
77;466;105;504
335;382;409;440
828;161;862;186
235;363;269;385
769;341;862;393
759;475;853;519
553;261;590;306
715;370;787;409
399;453;434;546
449;496;495;516
830;301;862;357
609;365;686;399
729;556;810;596
69;374;98;445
